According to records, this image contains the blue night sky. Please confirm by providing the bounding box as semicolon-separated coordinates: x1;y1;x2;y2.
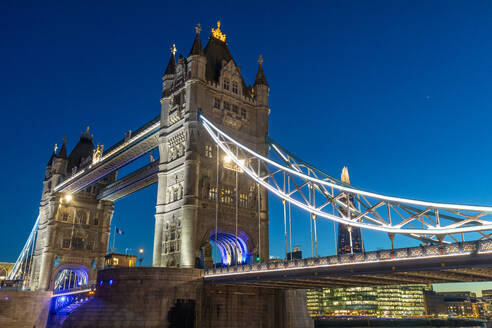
2;1;492;294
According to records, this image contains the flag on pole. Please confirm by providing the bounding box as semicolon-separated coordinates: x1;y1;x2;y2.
115;227;124;235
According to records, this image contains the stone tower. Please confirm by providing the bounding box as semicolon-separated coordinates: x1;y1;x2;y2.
30;131;115;291
153;22;270;268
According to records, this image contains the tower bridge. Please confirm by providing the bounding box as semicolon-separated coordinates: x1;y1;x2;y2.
2;21;492;328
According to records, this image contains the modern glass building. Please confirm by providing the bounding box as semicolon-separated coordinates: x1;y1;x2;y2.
307;284;428;317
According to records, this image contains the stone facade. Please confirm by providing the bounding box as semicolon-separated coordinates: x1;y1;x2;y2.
153;23;270;268
30;133;116;291
0;290;52;327
61;267;313;328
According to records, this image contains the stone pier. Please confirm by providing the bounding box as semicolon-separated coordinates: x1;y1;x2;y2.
0;289;52;328
61;267;313;328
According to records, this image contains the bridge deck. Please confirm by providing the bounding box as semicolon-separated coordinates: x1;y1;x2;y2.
204;240;492;288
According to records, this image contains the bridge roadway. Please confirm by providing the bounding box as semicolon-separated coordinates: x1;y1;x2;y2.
204;240;492;288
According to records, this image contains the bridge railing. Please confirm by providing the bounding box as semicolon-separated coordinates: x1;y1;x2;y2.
204;240;492;276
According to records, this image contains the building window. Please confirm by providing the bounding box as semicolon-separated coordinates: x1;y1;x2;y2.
232;105;238;114
173;187;179;201
239;193;248;208
232;82;238;94
223;101;230;111
75;211;86;224
208;186;218;201
93;218;99;226
62;239;71;249
214;98;221;109
86;240;95;251
221;188;234;204
72;237;84;250
223;79;230;90
62;213;69;222
205;145;213;158
241;108;247;119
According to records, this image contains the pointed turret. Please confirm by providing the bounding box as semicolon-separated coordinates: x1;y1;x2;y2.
47;144;57;166
58;137;67;159
164;44;177;76
253;54;269;106
189;23;204;56
254;55;269;87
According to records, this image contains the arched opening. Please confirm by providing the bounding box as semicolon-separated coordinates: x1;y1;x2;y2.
53;266;89;292
209;230;252;267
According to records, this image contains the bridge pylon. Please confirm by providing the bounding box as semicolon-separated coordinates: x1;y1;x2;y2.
30;131;116;291
153;22;270;268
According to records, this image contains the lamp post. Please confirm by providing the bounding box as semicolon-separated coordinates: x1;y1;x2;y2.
138;248;144;266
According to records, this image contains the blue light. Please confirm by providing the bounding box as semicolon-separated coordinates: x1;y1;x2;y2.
77;281;82;286
60;296;66;302
109;279;113;286
4;296;8;301
99;281;103;286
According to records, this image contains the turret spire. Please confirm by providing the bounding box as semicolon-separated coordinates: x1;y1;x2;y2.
164;44;177;75
58;136;67;159
189;23;204;56
341;166;350;184
254;54;269;87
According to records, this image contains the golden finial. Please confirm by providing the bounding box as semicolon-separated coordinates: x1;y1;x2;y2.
63;136;67;144
171;44;177;56
211;20;226;42
341;166;350;184
195;22;202;35
258;54;263;66
85;126;90;135
53;143;58;153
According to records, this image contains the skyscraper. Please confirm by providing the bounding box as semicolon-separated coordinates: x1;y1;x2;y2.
337;167;363;255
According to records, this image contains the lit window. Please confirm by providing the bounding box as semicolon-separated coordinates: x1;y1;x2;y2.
208;186;218;201
223;79;230;90
205;145;213;158
113;258;119;265
232;82;238;94
239;193;248;207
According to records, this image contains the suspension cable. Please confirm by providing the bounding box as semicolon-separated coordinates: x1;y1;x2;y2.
215;144;219;267
309;183;313;257
257;158;261;262
283;172;288;259
288;176;293;258
235;146;239;265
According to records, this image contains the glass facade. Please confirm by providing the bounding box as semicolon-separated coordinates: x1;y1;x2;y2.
307;285;428;317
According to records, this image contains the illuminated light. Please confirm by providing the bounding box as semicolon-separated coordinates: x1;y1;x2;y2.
199;114;492;235
223;155;231;163
99;281;103;287
60;296;66;302
109;279;113;286
139;248;144;254
4;297;8;301
88;290;95;296
64;194;73;203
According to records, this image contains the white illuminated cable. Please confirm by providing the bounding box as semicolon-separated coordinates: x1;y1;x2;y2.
200;114;492;213
200;115;492;235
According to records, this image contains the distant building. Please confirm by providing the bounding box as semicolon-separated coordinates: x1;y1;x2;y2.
105;253;137;268
337;167;363;255
307;284;428;317
287;246;302;260
426;291;487;318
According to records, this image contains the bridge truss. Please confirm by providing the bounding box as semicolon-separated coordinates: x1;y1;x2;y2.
199;113;492;255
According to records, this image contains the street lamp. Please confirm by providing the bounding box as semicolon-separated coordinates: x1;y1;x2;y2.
64;194;73;203
138;248;144;266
